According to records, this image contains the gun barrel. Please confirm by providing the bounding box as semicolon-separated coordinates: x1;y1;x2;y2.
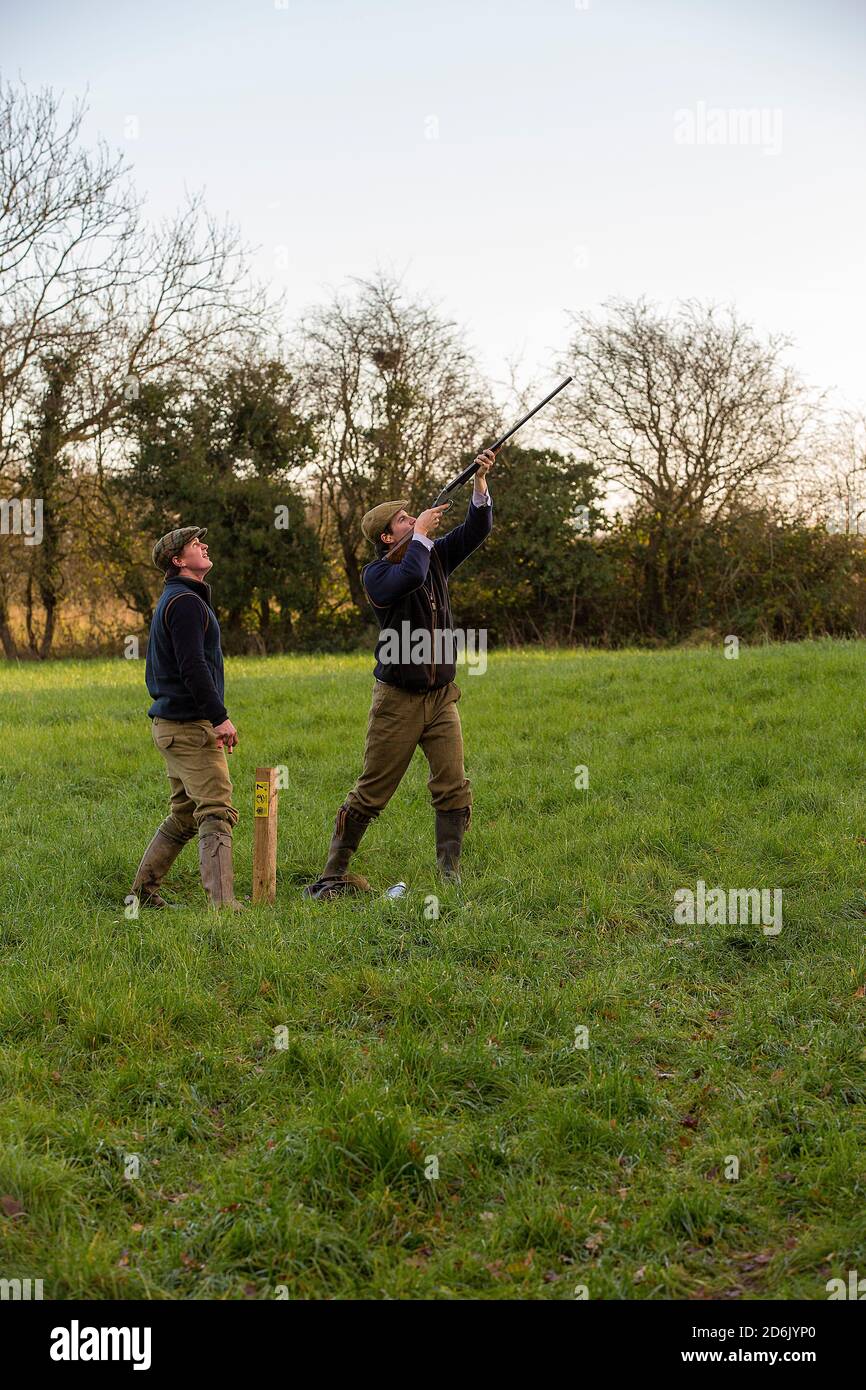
488;374;574;453
433;375;573;505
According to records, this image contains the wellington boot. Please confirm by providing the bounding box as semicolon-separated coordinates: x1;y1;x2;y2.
435;807;471;883
131;827;188;908
302;804;374;899
198;820;246;911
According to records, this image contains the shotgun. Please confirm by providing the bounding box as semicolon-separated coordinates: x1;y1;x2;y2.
386;376;573;563
431;375;573;507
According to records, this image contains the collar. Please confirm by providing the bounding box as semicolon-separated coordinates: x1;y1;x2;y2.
165;575;213;605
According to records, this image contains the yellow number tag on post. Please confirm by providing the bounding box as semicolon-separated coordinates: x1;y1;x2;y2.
254;781;269;817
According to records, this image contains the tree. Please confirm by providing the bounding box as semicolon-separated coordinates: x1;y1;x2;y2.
21;351;78;655
0;78;273;655
794;409;866;535
554;299;811;632
449;445;605;644
296;273;492;611
107;358;323;653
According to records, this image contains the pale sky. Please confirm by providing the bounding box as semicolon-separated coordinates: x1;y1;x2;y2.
4;0;865;408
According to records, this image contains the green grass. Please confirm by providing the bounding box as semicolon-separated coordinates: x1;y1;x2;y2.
1;641;865;1300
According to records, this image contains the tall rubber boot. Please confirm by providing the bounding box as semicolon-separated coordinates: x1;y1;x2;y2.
303;803;374;899
435;806;471;883
198;818;246;911
130;825;191;908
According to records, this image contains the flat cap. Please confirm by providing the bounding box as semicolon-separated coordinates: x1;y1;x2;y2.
361;499;409;545
152;526;208;570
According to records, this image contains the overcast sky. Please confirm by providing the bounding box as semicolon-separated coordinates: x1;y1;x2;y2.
4;0;865;408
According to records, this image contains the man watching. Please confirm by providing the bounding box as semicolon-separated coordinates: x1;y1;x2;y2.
131;527;243;911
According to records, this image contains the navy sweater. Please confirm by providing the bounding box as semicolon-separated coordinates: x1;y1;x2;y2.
362;496;492;690
146;577;228;724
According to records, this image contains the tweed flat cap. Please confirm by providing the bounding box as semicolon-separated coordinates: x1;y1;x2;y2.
151;526;208;570
361;499;409;544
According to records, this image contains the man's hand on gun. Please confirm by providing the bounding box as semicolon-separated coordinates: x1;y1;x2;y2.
473;447;496;493
414;505;450;538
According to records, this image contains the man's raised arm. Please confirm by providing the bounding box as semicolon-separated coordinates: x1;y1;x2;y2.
363;506;449;606
434;449;495;577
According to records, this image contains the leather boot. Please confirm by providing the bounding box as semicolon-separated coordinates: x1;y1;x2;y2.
198;818;246;910
435;806;471;883
303;803;374;899
131;825;191;908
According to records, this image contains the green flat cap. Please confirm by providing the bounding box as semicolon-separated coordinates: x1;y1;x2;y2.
152;526;208;570
361;499;409;544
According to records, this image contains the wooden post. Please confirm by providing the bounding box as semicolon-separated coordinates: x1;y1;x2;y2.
252;766;278;905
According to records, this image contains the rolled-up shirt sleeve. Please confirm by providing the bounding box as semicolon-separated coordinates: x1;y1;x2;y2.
433;490;493;576
472;483;492;508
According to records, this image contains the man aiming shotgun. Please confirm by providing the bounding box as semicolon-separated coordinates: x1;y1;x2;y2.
303;374;573;900
303;450;496;899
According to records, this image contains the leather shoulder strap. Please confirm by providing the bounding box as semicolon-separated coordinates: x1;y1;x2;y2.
163;591;210;633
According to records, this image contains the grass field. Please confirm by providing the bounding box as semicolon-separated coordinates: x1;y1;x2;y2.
1;641;865;1300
